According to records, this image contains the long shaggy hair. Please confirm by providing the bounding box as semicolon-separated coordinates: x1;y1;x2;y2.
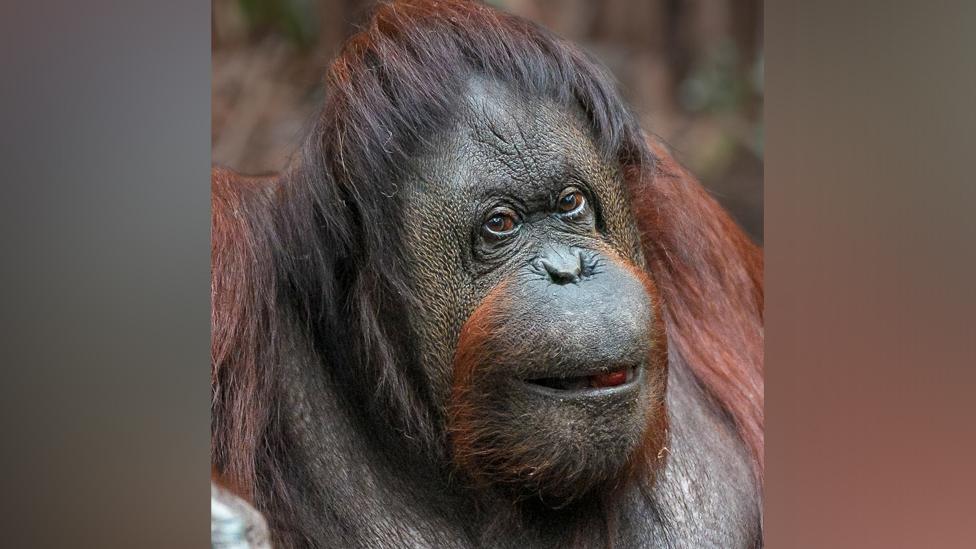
212;0;763;543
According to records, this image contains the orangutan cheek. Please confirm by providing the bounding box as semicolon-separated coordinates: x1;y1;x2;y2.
446;252;669;505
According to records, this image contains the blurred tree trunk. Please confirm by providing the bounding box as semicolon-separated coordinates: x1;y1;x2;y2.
317;0;371;61
317;0;349;61
590;0;667;50
731;0;762;63
213;0;249;48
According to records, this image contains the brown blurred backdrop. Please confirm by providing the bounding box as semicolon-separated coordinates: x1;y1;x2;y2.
212;0;763;241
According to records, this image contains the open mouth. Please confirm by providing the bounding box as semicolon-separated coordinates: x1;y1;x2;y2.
523;364;640;392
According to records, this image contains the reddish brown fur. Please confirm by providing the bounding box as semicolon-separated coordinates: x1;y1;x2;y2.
627;139;764;485
211;169;281;501
447;279;513;485
614;251;671;489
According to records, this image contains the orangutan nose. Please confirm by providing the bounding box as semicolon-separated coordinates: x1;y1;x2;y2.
537;247;583;285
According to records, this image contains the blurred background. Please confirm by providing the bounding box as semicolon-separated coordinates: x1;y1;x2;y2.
212;0;763;241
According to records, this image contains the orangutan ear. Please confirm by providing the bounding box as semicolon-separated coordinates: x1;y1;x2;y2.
626;138;765;482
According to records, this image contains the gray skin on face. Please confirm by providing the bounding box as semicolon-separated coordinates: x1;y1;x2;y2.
401;78;646;406
398;78;662;503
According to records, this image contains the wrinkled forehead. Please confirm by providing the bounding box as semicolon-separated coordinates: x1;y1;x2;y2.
410;78;616;198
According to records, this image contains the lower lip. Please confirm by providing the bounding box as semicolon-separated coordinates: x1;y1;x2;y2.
519;366;643;397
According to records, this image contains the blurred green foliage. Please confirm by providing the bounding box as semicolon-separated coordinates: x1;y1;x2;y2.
679;41;764;156
238;0;317;48
679;40;744;113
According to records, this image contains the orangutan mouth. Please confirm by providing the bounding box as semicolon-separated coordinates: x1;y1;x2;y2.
523;364;640;393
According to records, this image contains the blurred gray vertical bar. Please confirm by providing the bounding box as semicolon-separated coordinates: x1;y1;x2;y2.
767;1;976;548
0;1;211;547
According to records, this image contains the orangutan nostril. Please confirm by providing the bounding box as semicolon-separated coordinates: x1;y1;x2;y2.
536;247;584;285
539;258;580;284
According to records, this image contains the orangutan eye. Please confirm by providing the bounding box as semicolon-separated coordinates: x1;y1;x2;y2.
556;187;586;216
482;208;520;239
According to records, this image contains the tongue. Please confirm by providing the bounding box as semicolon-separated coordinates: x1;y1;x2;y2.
589;369;628;388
